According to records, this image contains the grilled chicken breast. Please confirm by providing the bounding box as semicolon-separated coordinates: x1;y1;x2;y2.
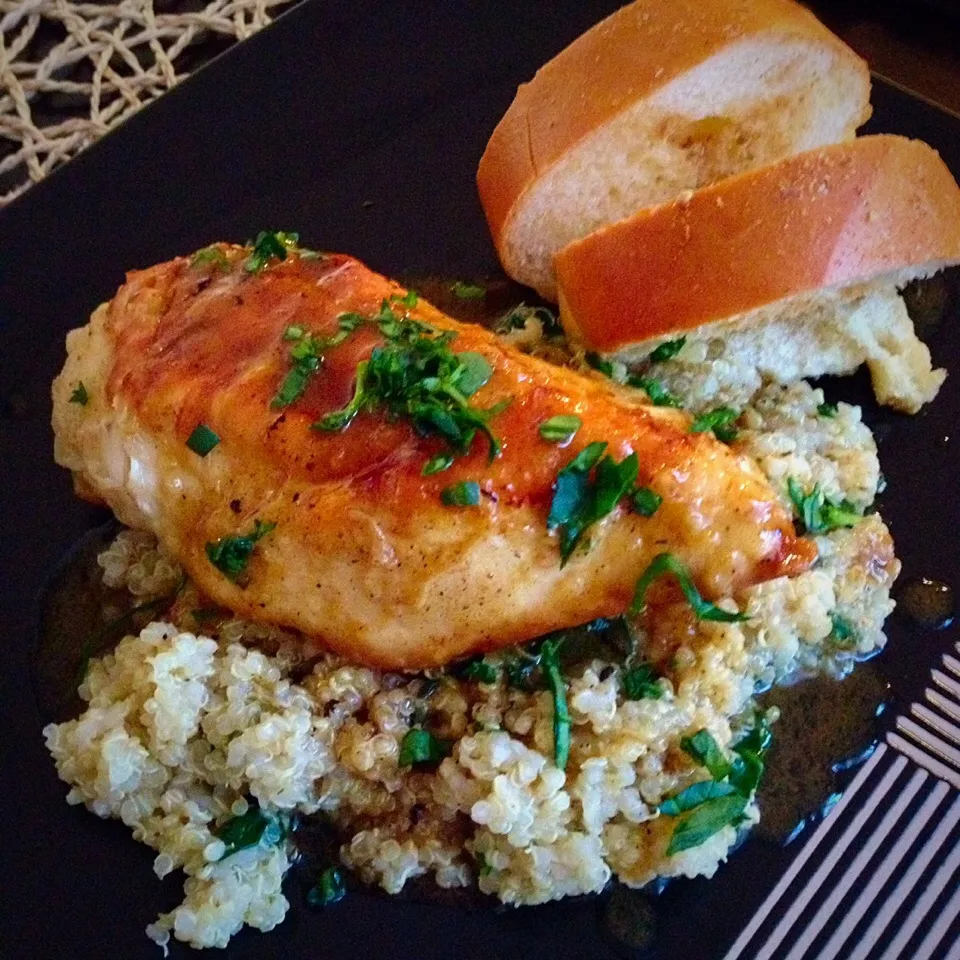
52;245;813;669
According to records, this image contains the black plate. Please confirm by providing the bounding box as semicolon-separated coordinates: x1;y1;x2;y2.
1;2;958;958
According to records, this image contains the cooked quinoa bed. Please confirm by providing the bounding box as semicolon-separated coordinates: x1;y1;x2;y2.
44;361;899;950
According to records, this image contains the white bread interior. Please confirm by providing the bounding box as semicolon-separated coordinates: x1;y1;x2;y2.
612;271;949;415
503;36;869;300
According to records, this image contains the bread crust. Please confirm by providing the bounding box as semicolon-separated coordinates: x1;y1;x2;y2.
556;135;960;351
477;0;870;259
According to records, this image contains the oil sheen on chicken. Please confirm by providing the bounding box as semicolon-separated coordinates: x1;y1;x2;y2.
52;246;814;669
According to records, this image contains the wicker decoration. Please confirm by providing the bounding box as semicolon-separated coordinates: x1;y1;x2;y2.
0;0;297;206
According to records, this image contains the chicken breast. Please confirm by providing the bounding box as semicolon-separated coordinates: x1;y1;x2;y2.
52;244;814;669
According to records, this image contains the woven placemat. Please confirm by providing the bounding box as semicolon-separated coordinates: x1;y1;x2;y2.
0;0;298;207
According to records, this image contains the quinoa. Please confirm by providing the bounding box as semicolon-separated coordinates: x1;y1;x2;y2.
43;330;899;950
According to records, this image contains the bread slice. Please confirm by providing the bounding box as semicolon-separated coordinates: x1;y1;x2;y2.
555;136;960;414
477;0;871;301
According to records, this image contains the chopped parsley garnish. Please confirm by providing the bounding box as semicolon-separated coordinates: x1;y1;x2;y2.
547;442;638;565
190;246;230;271
441;481;481;507
422;452;454;476
630;552;749;622
273;355;319;408
787;478;862;535
621;663;664;700
660;717;771;855
584;351;684;408
69;382;89;406
245;230;299;273
586;351;625;382
272;313;361;409
451;281;486;300
540;635;571;770
186;423;220;456
828;612;858;650
205;519;276;581
307;866;347;907
463;658;498;684
216;806;285;859
398;728;452;767
497;303;561;337
390;289;419;310
336;312;366;332
539;414;582;444
649;337;686;363
626;375;683;408
690;407;739;442
727;717;772;797
631;487;662;518
680;729;732;780
661;783;748;854
455;352;495;396
314;302;508;464
503;649;542;691
817;402;839;418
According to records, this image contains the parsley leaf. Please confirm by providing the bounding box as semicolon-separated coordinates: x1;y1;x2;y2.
422;452;454;476
540;635;571;770
659;778;739;817
540;415;582;444
680;730;731;781
307;866;347;907
463;658;498;684
660;715;772;855
271;314;362;409
817;402;839;418
191;246;230;271
216;806;285;859
666;793;750;854
586;352;627;382
630;487;662;517
627;375;683;408
649;337;686;363
273;355;319;408
390;289;419;310
630;552;748;622
690;407;740;442
454;352;493;396
828;612;858;650
69;382;89;406
451;281;486;300
441;480;481;507
547;443;638;565
503;649;543;691
245;230;299;273
399;728;452;767
497;303;561;337
727;716;772;797
186;424;220;456
206;519;276;581
787;478;862;534
314;306;508;465
621;663;664;700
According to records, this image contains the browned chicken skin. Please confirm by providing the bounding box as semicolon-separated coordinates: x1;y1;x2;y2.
52;246;814;669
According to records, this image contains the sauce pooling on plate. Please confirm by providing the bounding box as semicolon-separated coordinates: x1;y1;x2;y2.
896;577;955;630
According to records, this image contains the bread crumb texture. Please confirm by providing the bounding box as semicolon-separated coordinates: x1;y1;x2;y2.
606;284;945;414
